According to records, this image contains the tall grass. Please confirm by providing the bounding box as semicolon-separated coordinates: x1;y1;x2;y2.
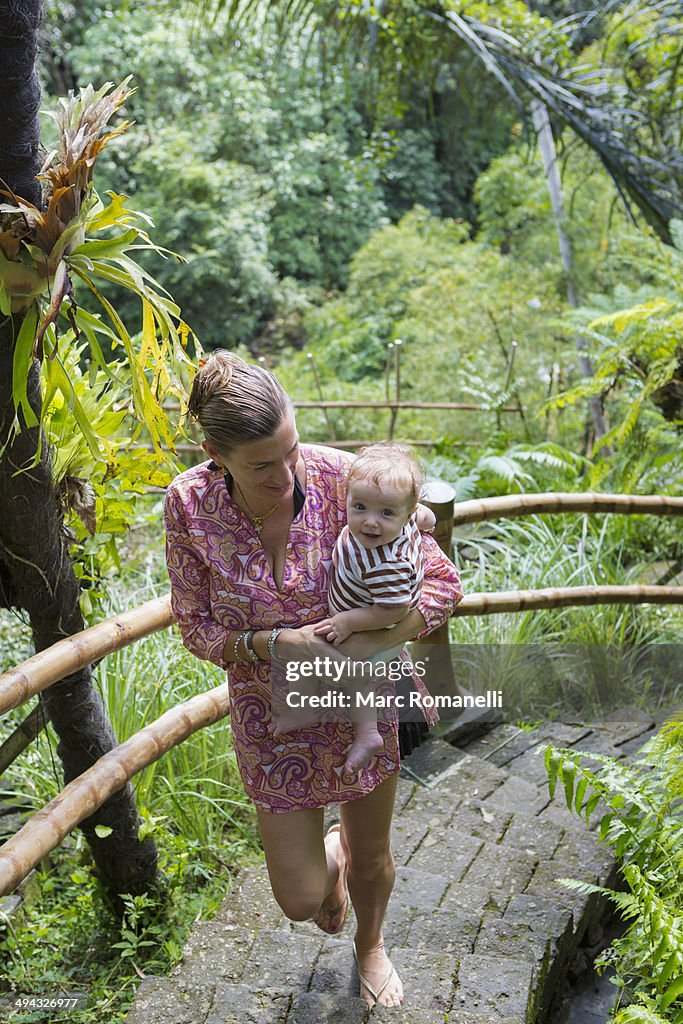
2;569;260;864
451;515;682;722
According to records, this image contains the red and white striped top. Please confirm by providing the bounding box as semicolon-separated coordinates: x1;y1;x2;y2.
329;516;425;613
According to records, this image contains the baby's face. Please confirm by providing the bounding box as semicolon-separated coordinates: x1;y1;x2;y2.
346;480;414;550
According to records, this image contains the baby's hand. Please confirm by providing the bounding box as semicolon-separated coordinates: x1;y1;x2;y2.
313;618;335;639
415;503;437;532
313;615;353;646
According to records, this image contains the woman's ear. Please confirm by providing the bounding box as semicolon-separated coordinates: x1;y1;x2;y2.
201;440;222;465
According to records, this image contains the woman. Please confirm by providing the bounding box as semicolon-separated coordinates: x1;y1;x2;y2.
164;351;463;1008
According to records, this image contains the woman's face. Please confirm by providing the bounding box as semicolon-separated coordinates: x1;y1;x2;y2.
204;414;301;509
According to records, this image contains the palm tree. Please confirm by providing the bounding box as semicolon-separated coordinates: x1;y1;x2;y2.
218;0;681;430
206;1;681;239
0;0;157;901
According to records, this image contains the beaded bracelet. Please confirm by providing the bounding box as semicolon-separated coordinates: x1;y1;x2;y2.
243;630;260;663
233;629;250;661
267;627;287;661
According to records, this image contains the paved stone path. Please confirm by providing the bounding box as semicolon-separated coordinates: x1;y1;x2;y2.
125;710;657;1024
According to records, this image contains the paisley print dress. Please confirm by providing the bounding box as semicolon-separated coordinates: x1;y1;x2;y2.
164;444;462;813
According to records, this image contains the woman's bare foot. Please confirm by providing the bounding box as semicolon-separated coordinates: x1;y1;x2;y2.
311;825;348;934
353;939;404;1008
343;725;384;779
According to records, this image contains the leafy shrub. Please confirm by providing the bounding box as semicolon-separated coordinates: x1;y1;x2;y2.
545;719;683;1023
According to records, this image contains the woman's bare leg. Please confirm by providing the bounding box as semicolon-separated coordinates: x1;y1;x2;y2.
256;805;346;927
340;772;403;1007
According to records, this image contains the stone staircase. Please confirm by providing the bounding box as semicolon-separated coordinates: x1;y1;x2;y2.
125;711;657;1024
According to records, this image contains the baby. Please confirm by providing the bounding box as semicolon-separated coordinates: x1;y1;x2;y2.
313;442;436;777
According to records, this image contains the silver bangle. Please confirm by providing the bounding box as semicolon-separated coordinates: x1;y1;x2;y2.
243;630;260;663
233;630;250;661
267;627;287;660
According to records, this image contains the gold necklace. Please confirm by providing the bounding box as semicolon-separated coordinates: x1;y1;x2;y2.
233;479;279;535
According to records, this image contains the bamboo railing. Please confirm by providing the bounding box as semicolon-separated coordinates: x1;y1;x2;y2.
451;492;683;525
1;491;682;897
0;685;231;897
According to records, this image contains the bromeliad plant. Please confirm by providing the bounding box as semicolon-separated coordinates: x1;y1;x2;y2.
544;718;683;1023
0;79;197;605
0;77;194;460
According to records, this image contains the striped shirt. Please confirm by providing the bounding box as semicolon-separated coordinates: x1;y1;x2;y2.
329;516;425;613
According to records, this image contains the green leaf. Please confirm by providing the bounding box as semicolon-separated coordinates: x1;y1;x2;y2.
43;344;104;462
545;747;559;800
70;229;139;261
659;951;681;988
585;792;601;823
574;777;588;815
11;308;39;430
94;824;113;838
0;277;11;316
662;976;683;1010
88;191;154;232
562;762;576;810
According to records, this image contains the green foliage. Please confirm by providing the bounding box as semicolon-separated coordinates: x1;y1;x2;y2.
41;345;174;613
544;717;683;1021
64;4;392;345
269;133;385;288
552;295;683;439
0;569;262;1022
1;81;194;464
285;203;568;445
130;130;278;346
0;827;258;1023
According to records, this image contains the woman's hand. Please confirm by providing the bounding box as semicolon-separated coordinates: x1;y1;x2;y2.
270;622;347;665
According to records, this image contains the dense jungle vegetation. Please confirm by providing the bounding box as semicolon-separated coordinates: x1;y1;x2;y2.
0;1;681;1021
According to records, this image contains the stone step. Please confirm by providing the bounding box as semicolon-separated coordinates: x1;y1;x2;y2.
125;716;648;1024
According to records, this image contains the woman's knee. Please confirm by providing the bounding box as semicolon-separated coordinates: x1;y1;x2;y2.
271;883;325;922
346;842;395;883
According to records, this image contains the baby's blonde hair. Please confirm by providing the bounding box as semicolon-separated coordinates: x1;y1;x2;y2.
347;441;423;508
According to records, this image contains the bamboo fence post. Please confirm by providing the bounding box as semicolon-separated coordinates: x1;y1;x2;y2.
0;595;174;715
388;340;401;440
291;402;521;410
384;343;394;402
307;352;337;441
0;684;231;898
412;480;464;700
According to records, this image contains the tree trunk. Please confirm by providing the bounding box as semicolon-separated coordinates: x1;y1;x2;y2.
0;0;157;903
530;98;609;447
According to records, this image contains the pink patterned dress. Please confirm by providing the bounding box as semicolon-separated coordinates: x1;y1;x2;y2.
164;444;462;814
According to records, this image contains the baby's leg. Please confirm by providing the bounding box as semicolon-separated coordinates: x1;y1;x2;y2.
343;715;384;779
343;671;384;777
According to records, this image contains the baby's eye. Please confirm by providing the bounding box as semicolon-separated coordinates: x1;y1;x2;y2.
382;509;396;517
352;503;366;511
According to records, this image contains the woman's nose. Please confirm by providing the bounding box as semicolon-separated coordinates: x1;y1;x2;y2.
273;463;294;486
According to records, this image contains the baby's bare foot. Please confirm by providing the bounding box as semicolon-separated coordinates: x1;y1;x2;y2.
343;728;384;779
268;715;317;737
354;939;403;1007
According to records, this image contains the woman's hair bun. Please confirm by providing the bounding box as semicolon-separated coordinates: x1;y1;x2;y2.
187;350;293;453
